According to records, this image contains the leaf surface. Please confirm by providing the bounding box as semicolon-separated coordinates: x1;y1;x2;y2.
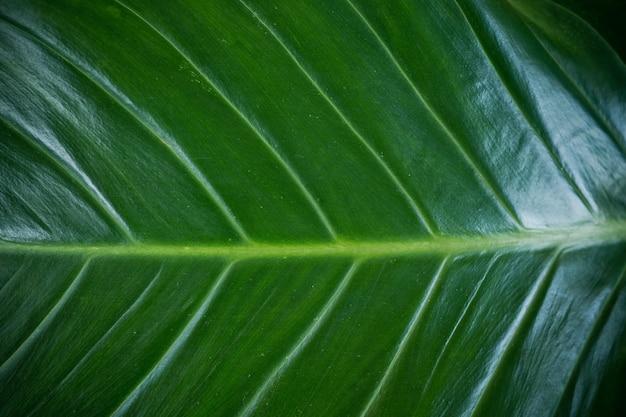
1;0;626;416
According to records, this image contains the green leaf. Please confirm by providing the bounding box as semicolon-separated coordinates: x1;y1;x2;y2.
1;0;625;416
549;0;626;62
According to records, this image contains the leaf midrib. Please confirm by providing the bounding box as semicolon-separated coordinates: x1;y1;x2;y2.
3;221;626;259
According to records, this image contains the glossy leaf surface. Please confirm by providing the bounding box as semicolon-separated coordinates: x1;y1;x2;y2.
1;0;626;415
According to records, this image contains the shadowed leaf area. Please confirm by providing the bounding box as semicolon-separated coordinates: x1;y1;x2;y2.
1;0;625;416
552;0;626;63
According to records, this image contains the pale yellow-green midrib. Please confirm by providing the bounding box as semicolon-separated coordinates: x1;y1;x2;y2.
1;221;626;259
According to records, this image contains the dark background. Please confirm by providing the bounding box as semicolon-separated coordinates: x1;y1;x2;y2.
554;0;626;62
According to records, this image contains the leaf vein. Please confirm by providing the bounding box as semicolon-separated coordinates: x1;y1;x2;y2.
0;258;29;298
418;253;499;399
110;263;234;417
467;249;561;417
0;115;136;242
238;262;360;417
346;0;523;229
238;0;436;235
2;221;625;259
452;0;598;217
552;259;626;414
1;14;251;242
114;0;337;240
0;258;91;375
512;0;626;156
359;257;450;417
